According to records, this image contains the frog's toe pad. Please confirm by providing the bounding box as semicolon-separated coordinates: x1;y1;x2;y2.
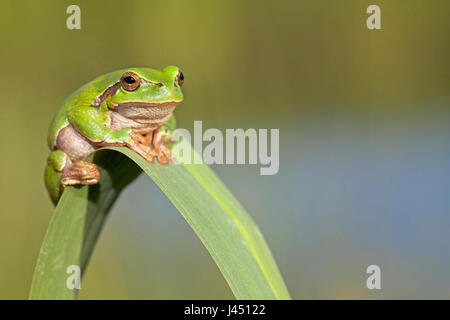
156;147;173;165
61;161;100;186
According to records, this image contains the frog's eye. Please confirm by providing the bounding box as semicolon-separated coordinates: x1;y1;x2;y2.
120;72;140;91
175;70;184;87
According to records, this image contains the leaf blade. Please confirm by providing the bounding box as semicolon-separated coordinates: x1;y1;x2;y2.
30;144;290;299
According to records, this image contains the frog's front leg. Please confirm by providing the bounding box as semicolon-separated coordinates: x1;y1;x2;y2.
128;128;172;164
131;115;176;164
126;131;158;162
152;115;176;164
153;127;173;165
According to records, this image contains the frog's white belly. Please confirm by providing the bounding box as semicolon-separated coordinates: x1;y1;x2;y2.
109;105;175;133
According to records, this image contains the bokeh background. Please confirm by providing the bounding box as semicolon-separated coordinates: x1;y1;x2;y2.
0;0;449;299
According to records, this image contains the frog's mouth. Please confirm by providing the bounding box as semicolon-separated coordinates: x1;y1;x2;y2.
111;100;182;109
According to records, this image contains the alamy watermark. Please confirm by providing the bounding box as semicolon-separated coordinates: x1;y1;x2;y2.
366;5;381;30
366;265;381;290
66;265;81;290
171;121;279;175
66;5;81;30
67;4;382;31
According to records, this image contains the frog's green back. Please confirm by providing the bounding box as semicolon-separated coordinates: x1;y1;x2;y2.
47;69;127;149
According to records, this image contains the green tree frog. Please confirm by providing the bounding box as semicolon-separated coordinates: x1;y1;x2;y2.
45;66;184;205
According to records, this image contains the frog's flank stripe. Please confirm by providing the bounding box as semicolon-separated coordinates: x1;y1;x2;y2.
91;82;121;107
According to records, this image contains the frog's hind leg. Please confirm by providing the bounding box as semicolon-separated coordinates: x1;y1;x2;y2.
45;150;100;205
45;150;69;205
61;160;100;186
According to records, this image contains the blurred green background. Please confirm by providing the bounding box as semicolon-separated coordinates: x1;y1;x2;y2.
0;0;449;299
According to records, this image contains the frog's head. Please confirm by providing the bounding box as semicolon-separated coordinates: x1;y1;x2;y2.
91;66;184;124
108;66;184;107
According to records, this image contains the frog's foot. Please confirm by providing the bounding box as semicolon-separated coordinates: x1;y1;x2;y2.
153;128;173;165
61;161;100;186
129;131;158;163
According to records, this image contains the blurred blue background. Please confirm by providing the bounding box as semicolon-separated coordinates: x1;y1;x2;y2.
0;0;449;298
